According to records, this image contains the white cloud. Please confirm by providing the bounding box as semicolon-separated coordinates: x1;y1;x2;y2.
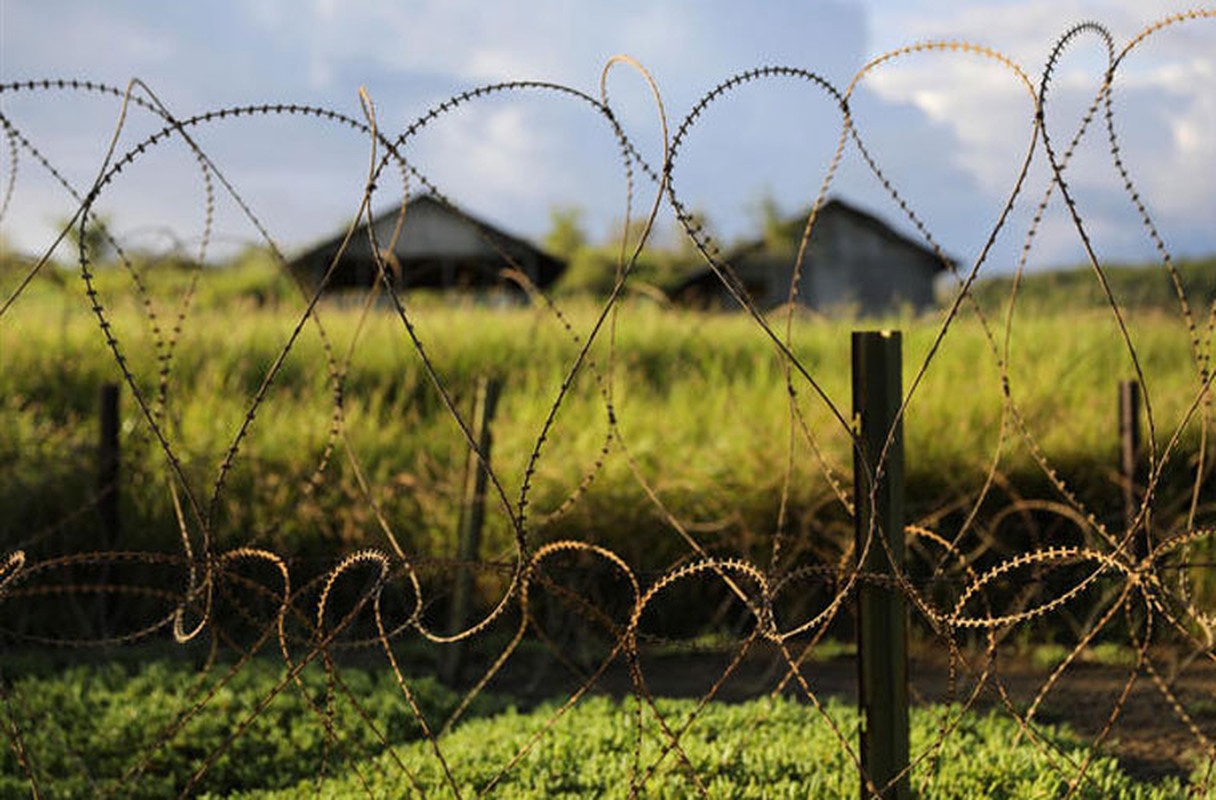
854;1;1215;263
863;55;1038;190
432;105;540;190
240;0;594;85
866;0;1198;62
1;4;177;95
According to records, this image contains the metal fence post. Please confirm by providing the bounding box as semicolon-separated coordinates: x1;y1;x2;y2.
440;376;501;684
852;331;910;800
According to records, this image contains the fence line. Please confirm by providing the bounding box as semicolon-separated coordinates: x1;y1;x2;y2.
2;10;1216;798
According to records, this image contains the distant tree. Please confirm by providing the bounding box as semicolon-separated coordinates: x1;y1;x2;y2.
59;213;115;265
548;207;712;297
543;205;587;261
751;190;799;255
673;208;715;259
557;248;618;296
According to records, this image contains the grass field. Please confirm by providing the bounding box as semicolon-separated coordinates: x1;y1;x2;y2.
4;259;1216;797
3;258;1213;570
4;255;1216;646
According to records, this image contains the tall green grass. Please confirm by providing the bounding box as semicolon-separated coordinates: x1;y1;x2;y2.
967;257;1216;317
2;260;1213;577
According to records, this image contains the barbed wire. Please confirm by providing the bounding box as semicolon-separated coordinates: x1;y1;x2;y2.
2;10;1216;798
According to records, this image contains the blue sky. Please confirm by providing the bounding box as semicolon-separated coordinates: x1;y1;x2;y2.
1;0;1212;272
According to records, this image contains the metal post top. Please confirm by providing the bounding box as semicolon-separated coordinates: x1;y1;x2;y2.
852;329;902;341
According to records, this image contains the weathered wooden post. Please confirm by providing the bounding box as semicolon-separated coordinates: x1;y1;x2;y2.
99;382;121;543
97;382;120;637
852;331;910;800
1119;379;1144;558
440;376;501;684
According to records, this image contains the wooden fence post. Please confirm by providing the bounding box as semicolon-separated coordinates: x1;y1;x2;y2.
99;382;121;543
852;331;910;800
97;382;120;637
440;376;501;684
1119;379;1144;558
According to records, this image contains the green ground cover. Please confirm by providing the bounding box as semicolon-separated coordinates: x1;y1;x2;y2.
0;656;505;799
236;695;1211;799
0;656;1208;799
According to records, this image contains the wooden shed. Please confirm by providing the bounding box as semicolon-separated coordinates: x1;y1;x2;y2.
288;195;565;302
671;198;948;316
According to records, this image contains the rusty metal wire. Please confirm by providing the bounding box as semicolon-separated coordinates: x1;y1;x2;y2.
2;10;1216;798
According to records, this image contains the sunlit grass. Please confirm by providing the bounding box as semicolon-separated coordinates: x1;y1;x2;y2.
2;265;1213;577
2;656;1208;799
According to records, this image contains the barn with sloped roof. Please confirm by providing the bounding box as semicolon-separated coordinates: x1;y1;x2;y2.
671;198;949;316
289;194;565;302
